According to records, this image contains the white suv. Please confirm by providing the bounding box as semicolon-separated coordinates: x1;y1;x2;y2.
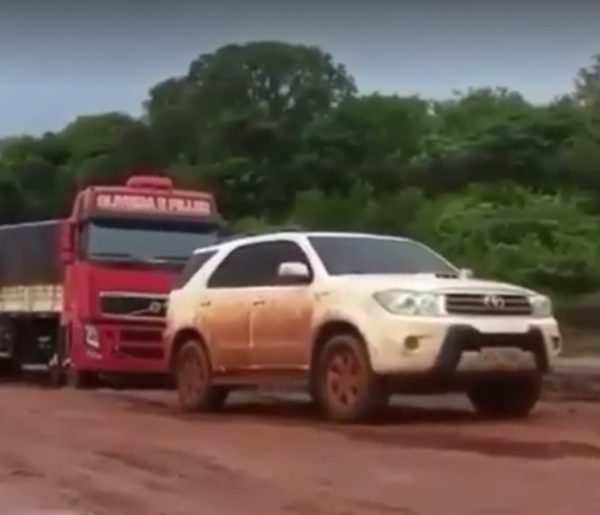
164;231;562;423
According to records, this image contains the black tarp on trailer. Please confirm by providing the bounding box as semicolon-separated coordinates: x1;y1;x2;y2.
0;220;62;287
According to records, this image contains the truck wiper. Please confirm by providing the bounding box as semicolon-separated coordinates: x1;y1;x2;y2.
92;251;134;260
92;252;187;265
153;255;188;262
92;252;160;264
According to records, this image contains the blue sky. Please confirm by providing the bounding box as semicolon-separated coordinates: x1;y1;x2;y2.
1;0;599;137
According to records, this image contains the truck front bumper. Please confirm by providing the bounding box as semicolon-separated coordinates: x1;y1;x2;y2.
72;322;167;374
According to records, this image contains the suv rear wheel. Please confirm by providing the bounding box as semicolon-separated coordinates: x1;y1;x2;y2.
174;339;228;412
468;374;542;418
314;333;385;423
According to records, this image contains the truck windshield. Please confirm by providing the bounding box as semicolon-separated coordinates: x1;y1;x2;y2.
308;235;458;276
84;221;219;264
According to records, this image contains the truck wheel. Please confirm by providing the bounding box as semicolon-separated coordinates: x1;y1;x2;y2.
48;363;66;388
314;333;384;424
468;374;542;419
174;339;228;412
0;359;20;379
67;367;98;390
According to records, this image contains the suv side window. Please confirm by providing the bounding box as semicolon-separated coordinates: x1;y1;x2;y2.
175;250;216;288
207;240;312;288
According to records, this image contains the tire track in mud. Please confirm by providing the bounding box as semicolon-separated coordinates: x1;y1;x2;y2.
3;385;600;514
0;450;45;482
115;391;600;462
340;428;600;460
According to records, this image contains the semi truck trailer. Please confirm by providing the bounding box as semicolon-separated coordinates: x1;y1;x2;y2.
0;173;223;387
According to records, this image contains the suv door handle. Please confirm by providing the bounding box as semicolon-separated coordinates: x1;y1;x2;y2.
252;299;266;306
200;300;211;307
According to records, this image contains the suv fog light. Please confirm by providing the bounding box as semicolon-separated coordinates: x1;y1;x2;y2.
404;336;421;351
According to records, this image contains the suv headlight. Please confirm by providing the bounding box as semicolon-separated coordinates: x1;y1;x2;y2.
373;290;442;316
529;294;552;318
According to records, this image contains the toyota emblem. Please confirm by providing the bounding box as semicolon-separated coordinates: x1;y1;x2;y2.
483;294;505;309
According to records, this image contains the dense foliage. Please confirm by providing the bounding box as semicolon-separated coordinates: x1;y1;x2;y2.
2;42;600;295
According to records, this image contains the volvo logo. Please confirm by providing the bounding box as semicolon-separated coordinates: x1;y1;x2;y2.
124;299;166;317
148;301;164;314
483;294;505;309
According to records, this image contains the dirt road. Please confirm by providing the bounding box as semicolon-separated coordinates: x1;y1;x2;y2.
1;384;600;515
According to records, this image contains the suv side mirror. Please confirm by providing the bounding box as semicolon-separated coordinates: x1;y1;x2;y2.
277;262;310;283
459;268;473;279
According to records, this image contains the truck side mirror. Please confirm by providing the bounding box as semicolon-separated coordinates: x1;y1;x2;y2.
59;222;74;265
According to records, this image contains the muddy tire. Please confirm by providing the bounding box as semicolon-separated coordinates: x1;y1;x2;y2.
468;374;542;419
174;340;228;413
314;333;384;424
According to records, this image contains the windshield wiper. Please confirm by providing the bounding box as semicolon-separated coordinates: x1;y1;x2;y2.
153;255;188;262
92;252;168;264
92;251;134;260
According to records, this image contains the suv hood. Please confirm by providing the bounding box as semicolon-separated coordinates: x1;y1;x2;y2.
328;274;536;296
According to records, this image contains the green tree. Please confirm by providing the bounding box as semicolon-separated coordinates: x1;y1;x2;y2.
575;53;600;107
146;42;357;218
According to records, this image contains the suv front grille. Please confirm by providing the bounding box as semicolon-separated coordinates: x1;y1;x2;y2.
444;293;532;316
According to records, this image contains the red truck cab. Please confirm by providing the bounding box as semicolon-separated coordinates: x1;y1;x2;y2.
0;173;223;387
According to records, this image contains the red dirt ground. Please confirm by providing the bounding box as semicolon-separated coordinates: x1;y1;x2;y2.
1;385;599;514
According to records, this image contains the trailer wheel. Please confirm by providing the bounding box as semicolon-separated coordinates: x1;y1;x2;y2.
0;359;20;379
0;319;19;379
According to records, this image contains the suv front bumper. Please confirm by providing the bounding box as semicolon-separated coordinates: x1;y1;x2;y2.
367;316;561;376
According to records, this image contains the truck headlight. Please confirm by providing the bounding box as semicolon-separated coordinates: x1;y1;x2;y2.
373;290;442;316
529;295;552;318
84;325;100;349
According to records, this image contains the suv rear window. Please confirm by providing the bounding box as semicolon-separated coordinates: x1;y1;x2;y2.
175;250;216;288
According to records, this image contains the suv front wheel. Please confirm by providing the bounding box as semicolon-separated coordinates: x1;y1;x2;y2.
314;333;386;423
174;339;228;412
468;374;542;419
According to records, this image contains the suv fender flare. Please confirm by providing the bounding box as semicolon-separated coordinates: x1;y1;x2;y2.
168;327;213;371
310;313;375;369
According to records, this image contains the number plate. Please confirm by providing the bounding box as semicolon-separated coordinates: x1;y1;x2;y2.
479;348;524;368
473;319;529;334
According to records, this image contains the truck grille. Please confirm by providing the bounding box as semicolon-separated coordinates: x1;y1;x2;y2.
100;292;168;319
444;293;532;316
117;329;164;360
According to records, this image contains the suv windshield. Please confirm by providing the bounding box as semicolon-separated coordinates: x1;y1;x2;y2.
308;235;457;276
84;221;219;264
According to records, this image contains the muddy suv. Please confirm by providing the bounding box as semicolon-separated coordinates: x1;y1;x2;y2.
164;231;562;423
